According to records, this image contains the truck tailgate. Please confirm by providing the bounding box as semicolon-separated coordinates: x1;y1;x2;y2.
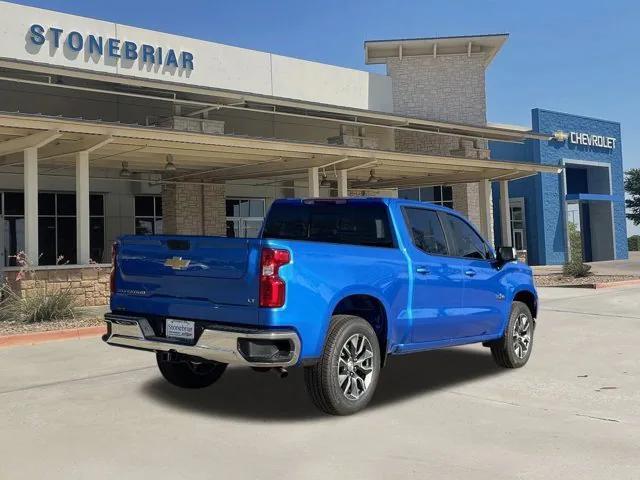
111;235;262;325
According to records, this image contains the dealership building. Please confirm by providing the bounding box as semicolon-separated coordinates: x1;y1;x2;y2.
0;1;628;305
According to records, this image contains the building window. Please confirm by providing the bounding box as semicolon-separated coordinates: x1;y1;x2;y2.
135;196;163;235
1;192;104;266
510;198;527;251
398;186;453;209
226;198;265;238
1;192;25;267
89;195;106;262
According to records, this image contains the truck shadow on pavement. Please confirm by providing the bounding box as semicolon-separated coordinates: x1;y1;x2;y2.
142;347;506;421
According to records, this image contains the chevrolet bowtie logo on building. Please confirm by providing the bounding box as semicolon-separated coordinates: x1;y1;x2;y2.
164;257;191;270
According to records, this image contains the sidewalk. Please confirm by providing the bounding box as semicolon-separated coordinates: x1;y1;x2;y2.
533;251;640;276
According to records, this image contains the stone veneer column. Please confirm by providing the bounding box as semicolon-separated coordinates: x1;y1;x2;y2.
385;53;491;226
162;180;226;236
203;183;227;236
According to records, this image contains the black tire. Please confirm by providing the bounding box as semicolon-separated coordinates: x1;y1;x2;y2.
304;315;381;415
490;301;535;368
156;352;227;389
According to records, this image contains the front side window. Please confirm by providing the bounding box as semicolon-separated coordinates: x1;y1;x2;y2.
403;207;448;255
442;214;490;260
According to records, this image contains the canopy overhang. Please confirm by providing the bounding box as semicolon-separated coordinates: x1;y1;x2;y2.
0;112;561;188
0;60;550;144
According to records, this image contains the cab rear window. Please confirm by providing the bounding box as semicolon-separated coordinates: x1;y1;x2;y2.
262;203;394;248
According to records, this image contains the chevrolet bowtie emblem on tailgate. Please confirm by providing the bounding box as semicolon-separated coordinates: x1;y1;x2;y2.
164;257;191;270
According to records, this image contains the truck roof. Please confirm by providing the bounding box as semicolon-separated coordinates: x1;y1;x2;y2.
271;197;458;214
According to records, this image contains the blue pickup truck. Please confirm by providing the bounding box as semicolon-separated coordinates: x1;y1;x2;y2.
104;197;537;415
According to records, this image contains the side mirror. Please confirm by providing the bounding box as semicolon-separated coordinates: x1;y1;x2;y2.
497;246;517;264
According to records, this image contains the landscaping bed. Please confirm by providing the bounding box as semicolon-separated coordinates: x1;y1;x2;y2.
534;274;640;288
0;314;103;336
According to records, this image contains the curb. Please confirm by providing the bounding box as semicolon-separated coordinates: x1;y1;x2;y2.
0;325;106;348
549;279;640;289
592;279;640;289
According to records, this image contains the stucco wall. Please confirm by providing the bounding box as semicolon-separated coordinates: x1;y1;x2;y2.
0;1;393;112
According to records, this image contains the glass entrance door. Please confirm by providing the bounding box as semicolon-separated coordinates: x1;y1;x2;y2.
509;198;527;251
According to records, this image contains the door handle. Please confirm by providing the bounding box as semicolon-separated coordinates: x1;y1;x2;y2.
416;266;430;275
464;269;477;277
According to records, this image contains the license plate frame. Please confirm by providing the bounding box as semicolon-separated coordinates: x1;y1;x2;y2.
165;318;195;341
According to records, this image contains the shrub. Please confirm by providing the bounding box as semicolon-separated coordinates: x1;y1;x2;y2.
0;251;81;323
562;261;592;278
567;222;583;263
629;235;640;252
562;221;592;278
0;283;16;322
0;284;78;323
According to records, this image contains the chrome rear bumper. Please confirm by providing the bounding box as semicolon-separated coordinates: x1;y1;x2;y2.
103;313;300;367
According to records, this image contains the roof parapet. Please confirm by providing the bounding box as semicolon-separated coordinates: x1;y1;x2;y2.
365;33;509;67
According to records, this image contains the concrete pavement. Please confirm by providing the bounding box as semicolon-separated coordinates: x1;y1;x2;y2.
1;287;639;479
533;251;640;276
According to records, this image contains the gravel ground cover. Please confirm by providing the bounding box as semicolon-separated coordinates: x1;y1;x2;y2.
534;274;640;287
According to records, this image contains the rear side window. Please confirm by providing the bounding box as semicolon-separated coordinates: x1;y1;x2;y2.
262;202;394;248
403;208;448;255
441;213;491;260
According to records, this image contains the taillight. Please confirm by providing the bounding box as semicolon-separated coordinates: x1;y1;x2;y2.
259;248;290;308
110;242;118;295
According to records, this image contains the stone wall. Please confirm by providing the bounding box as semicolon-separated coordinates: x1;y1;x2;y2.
4;266;110;307
386;55;487;124
203;184;227;236
452;182;481;228
162;180;226;236
385;53;491;227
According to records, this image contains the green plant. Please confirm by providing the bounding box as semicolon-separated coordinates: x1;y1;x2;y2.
563;221;592;278
0;251;80;323
629;235;640;252
567;221;583;263
0;284;78;323
0;283;15;321
562;261;592;278
626;169;640;226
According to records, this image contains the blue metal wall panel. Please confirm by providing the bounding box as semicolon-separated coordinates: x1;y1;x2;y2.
489;108;628;265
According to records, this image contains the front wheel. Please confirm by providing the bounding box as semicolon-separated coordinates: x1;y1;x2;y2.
156;352;227;389
304;315;381;415
490;301;535;368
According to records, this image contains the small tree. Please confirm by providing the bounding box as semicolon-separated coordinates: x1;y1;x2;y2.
629;235;640;252
567;221;583;262
563;221;591;277
625;169;640;226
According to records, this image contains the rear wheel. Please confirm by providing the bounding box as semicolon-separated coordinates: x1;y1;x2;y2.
304;315;381;415
490;301;534;368
156;352;227;389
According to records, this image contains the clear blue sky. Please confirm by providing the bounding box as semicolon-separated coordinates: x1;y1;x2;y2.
11;0;640;234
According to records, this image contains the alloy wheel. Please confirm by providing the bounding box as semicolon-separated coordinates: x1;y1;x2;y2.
337;333;374;400
512;313;532;359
